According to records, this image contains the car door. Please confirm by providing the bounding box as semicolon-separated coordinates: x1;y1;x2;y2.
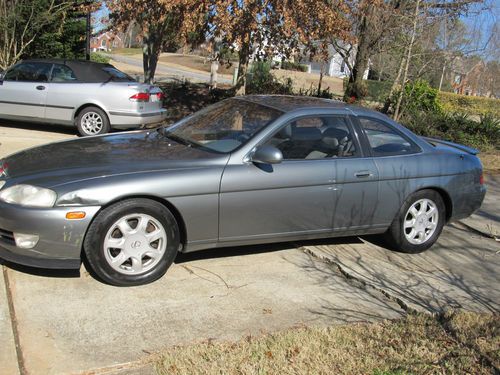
0;62;52;119
218;115;378;242
45;63;79;124
355;116;423;227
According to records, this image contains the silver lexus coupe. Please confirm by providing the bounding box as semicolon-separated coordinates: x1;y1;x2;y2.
0;59;166;136
0;96;486;286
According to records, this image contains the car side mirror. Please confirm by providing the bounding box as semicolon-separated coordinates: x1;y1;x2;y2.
251;145;283;165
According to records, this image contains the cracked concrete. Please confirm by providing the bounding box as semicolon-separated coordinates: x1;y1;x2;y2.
302;190;500;313
0;123;498;374
2;246;404;374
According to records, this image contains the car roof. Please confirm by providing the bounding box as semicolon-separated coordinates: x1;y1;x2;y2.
17;59;118;83
235;95;350;113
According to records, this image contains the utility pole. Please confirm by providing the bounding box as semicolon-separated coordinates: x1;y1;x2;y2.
85;4;91;60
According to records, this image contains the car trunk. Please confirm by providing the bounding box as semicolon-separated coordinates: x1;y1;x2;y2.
112;82;164;113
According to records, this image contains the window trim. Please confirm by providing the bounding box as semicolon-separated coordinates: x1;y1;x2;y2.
354;116;422;158
256;114;363;161
3;62;53;83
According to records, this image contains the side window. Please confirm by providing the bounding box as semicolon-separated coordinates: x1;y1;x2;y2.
264;116;357;160
51;64;77;82
3;63;52;82
359;117;419;156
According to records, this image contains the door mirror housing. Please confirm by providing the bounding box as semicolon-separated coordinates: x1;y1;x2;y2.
251;145;283;165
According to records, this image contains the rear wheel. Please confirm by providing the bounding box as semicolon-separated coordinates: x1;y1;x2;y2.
83;199;180;286
76;106;110;136
384;189;445;253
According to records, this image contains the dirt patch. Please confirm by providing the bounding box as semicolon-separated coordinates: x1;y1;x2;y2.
272;69;344;97
155;311;499;375
480;152;500;174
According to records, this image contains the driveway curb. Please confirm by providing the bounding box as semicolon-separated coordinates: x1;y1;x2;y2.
0;265;21;375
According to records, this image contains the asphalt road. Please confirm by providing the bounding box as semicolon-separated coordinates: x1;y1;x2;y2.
110;54;234;85
0;122;498;375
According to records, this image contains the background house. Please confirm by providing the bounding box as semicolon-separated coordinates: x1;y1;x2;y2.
90;32;124;52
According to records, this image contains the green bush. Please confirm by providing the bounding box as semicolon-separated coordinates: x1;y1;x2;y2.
246;61;294;95
281;61;308;72
90;52;110;64
400;80;441;113
438;91;500;118
400;108;499;151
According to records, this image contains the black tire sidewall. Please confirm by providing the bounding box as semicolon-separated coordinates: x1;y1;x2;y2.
76;107;111;137
387;189;446;254
83;199;180;286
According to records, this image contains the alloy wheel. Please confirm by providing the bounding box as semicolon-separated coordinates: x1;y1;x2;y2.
81;112;104;135
103;213;167;275
403;198;439;245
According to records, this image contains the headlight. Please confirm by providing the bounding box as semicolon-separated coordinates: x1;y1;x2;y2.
0;184;57;208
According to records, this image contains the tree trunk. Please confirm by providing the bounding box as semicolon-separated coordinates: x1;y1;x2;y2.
382;53;405;113
210;60;219;89
438;62;446;91
393;0;421;121
143;33;159;83
345;6;372;100
317;62;325;96
235;42;250;95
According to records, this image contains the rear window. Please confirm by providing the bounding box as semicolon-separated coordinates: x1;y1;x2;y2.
102;67;135;82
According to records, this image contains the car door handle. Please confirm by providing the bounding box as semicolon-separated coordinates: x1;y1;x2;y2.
36;85;46;90
355;171;373;178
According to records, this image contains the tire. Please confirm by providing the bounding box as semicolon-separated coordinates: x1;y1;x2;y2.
83;199;180;286
76;106;111;137
384;189;446;254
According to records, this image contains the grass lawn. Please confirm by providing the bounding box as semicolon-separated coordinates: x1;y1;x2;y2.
155;311;499;374
111;47;143;55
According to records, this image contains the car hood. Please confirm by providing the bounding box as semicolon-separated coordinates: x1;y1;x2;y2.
0;130;228;186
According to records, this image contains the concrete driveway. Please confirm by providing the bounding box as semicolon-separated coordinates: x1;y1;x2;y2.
0;122;498;375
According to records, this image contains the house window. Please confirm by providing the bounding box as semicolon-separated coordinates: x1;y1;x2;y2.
340;60;346;73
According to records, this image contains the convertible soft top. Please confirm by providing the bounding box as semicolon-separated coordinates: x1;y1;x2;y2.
18;59;131;83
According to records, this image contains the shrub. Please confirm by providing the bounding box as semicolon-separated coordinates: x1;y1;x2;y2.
400;80;441;114
399;109;499;151
246;61;294;95
281;61;308;72
90;52;110;64
438;91;500;118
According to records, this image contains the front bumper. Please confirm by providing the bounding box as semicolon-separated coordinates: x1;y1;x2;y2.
0;201;100;269
108;109;168;129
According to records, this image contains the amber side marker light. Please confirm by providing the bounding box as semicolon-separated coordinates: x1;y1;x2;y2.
66;211;86;220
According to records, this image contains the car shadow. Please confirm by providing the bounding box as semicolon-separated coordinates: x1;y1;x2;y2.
0;258;81;278
0;119;76;135
0;236;368;281
174;236;365;264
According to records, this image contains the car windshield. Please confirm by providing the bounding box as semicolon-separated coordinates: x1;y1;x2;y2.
163;99;283;153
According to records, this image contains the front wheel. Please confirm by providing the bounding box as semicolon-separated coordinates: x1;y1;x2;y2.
83;199;180;286
384;189;445;254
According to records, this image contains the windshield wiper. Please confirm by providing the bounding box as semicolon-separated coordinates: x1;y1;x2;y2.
157;127;197;148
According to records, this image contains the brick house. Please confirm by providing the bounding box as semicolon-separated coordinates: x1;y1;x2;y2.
90;32;124;52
